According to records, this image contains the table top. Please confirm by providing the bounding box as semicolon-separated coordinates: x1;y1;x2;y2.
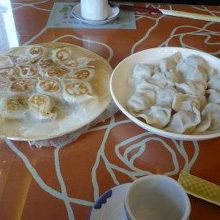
0;1;220;220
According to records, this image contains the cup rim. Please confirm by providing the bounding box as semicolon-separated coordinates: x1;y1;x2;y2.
125;175;191;220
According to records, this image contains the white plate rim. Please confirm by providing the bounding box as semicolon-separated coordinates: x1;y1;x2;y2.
110;47;220;141
71;3;120;25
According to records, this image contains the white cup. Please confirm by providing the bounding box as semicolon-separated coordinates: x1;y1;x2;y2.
80;0;110;21
125;175;191;220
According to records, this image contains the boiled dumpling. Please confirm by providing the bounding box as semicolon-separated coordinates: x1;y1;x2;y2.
149;72;174;87
0;95;28;119
207;89;220;104
172;93;206;112
156;87;177;107
28;94;57;120
136;80;160;93
131;63;157;84
166;106;201;134
176;55;208;85
164;69;182;83
175;81;206;96
137;106;171;128
62;79;97;105
194;113;211;133
127;90;155;114
207;72;220;91
202;103;220;130
159;52;182;72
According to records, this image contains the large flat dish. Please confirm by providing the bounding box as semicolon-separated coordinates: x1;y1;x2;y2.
0;43;112;141
110;47;220;141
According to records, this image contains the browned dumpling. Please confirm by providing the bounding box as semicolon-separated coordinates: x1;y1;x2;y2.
1;95;28;119
27;45;48;63
68;67;95;81
9;79;36;94
45;65;70;79
51;47;72;62
28;94;57;119
18;65;39;78
37;78;61;94
62;79;97;104
7;54;31;65
0;67;20;81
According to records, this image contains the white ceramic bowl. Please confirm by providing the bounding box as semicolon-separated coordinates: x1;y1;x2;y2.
110;47;220;141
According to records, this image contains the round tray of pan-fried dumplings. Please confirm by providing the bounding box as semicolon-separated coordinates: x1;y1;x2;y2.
110;47;220;141
0;42;112;141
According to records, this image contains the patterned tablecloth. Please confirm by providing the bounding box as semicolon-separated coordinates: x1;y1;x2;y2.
0;1;220;220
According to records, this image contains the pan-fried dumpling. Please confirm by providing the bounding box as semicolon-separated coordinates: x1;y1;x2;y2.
0;67;20;81
18;65;39;78
207;89;220;104
175;81;206;96
27;45;48;63
172;93;206;112
68;67;95;81
166;106;201;134
137;106;171;128
64;57;95;68
8;54;31;65
28;94;57;120
177;55;208;85
0;95;28;119
127;90;156;114
62;80;97;105
9;79;36;94
51;47;72;62
156;87;177;107
37;78;61;95
0;55;13;68
202;103;220;131
38;57;56;76
159;52;182;72
45;65;70;79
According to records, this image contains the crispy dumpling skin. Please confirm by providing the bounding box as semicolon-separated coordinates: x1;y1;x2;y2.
51;47;72;62
45;65;70;79
37;78;61;94
9;79;36;94
68;67;95;81
28;94;57;120
18;65;39;78
0;95;28;119
27;45;48;63
62;79;97;105
0;67;20;81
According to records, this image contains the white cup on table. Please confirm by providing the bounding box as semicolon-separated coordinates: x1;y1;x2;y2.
80;0;110;21
124;175;191;220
